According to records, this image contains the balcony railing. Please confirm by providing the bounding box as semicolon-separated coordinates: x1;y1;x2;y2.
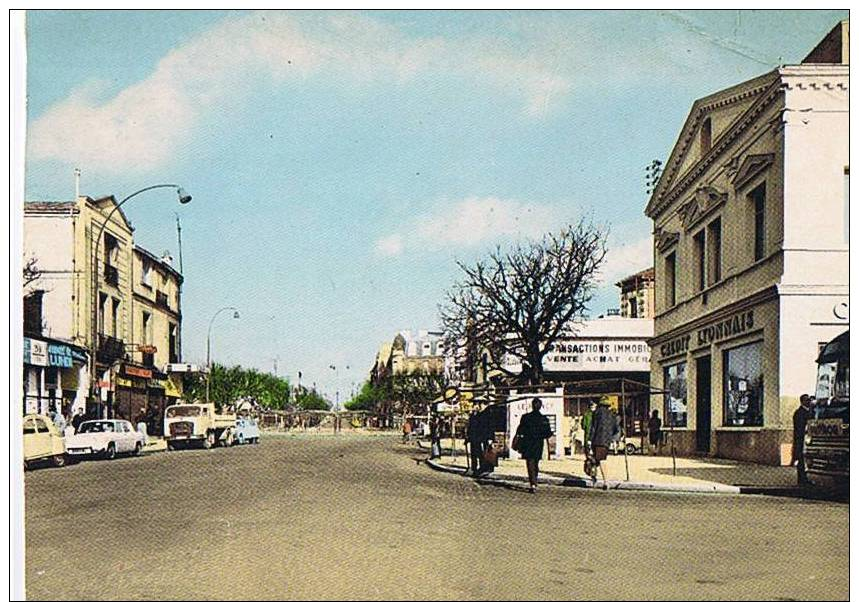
156;291;170;310
97;334;126;364
104;264;119;287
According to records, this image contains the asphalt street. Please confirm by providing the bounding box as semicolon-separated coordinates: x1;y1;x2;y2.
23;434;848;600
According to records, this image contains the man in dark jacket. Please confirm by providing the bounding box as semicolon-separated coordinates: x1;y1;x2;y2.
71;407;85;433
515;398;553;493
589;398;616;487
467;407;484;476
792;394;813;485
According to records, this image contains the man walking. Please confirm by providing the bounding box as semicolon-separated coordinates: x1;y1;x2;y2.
513;398;553;493
793;394;813;486
589;398;616;488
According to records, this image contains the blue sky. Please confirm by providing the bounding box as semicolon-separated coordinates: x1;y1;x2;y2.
24;9;847;401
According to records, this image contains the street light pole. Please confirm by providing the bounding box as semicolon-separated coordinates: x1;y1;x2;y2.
90;185;191;418
206;306;240;403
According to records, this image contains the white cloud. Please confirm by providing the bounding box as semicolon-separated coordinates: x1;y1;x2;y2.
599;235;654;284
378;196;561;256
29;11;572;173
374;233;404;257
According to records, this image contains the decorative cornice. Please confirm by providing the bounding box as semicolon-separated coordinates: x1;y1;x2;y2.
732;153;775;191
654;226;679;252
678;185;728;231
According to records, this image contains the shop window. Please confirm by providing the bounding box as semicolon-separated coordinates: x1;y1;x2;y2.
750;183;766;261
707;218;722;285
663;362;687;427
723;342;764;426
665;252;676;307
693;230;706;292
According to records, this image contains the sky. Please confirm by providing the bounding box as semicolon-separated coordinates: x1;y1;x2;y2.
23;9;847;403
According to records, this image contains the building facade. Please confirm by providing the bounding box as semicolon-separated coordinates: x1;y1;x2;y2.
23;195;185;426
617;267;656;319
645;22;849;465
371;329;446;384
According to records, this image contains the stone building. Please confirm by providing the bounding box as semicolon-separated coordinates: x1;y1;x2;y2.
23;195;185;424
617;267;655;319
645;21;849;465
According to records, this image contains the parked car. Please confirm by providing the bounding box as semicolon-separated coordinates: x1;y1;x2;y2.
234;416;260;445
65;419;146;460
23;414;66;469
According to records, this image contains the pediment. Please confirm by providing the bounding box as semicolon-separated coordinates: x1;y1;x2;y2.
654;226;679;252
645;70;779;218
678;186;728;231
731;153;775;191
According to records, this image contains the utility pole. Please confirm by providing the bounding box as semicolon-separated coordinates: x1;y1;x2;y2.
175;212;184;275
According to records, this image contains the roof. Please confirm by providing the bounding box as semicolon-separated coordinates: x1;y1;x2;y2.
90;195;134;232
615;267;655;288
24;201;79;214
134;245;183;281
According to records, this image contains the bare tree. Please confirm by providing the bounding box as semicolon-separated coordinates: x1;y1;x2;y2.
23;256;41;288
440;220;608;385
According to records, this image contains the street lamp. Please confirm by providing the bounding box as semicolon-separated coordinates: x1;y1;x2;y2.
206;306;240;402
90;184;191;418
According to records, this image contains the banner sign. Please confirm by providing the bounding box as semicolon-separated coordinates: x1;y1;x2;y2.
503;339;650;374
48;343;74;368
123;366;153;379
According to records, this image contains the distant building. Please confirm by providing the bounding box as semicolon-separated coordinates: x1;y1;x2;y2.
370;329;445;385
645;21;849;465
616;267;655;319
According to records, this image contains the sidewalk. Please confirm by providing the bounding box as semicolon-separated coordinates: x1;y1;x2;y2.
419;439;799;495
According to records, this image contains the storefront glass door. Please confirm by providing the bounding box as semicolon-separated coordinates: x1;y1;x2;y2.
696;356;711;453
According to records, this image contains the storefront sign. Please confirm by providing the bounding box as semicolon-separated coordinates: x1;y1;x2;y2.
503;339;651;373
660;334;691;359
115;377;133;388
697;310;754;347
47;343;74;368
23;338;48;366
123;366;153;379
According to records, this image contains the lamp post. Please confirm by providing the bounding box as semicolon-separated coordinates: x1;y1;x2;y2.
206;306;240;403
90;185;191;418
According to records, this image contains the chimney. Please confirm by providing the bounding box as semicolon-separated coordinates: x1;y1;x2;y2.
161;252;173;266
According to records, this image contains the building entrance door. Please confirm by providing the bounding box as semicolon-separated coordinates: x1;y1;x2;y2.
696;356;712;453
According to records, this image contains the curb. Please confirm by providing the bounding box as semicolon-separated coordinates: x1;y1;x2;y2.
425;458;742;495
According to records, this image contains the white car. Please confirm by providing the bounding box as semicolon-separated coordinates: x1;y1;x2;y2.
65;419;146;460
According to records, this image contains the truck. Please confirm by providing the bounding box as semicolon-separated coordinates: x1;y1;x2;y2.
164;402;237;450
803;330;849;490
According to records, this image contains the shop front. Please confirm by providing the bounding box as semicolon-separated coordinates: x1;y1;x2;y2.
651;290;848;466
114;364;151;424
23;336;89;417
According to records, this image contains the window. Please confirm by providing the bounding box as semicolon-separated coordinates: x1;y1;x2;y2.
750;183;766;261
141;260;153;287
142;311;152;345
169;323;179;363
23;291;44;336
111;298;120;338
707;218;722;285
664;362;688;427
104;233;119;266
693;230;706;292
665;252;676;307
629;298;638;318
98;293;108;335
723;342;764;426
700;117;712;155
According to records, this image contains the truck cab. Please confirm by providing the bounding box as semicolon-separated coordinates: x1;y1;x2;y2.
804;330;849;490
164;402;237;450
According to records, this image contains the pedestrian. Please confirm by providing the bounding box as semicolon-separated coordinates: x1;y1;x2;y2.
513;398;553;493
402;418;413;443
49;408;66;433
430;416;442;459
71;407;85;433
477;407;495;474
581;402;596;455
467;407;483;475
792;394;813;486
589;398;616;488
647;409;663;455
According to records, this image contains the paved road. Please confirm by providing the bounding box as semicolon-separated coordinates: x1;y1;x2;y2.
24;434;848;600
